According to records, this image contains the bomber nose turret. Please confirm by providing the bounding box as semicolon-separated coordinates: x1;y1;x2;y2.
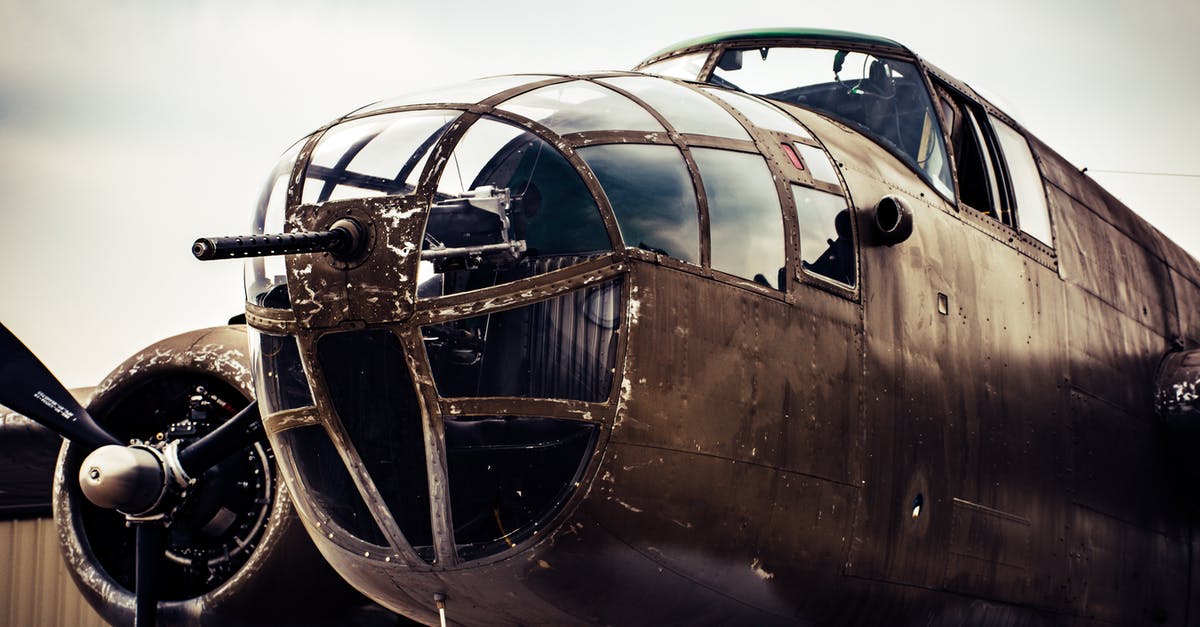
227;75;646;575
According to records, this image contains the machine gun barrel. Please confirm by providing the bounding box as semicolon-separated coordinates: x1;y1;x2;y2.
192;218;364;261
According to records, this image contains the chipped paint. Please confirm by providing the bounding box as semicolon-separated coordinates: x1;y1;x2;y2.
380;206;422;222
609;497;644;513
386;240;417;260
262;407;321;435
621;459;658;471
750;558;775;581
627;286;642;326
1160;377;1200;414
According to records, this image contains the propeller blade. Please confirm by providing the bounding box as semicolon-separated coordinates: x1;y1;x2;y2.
0;323;120;450
177;400;262;477
134;523;166;627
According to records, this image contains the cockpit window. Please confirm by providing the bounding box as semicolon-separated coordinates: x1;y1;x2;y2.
575;144;701;264
637;52;708;80
598;76;750;141
793;185;856;287
497;80;665;135
711;47;954;198
989;115;1053;246
301;110;460;204
793;142;841;186
418;117;610;299
692;148;785;289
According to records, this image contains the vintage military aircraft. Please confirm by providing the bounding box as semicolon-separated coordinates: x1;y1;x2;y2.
3;27;1199;626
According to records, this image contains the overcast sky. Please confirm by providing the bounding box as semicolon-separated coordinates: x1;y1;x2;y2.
1;0;1197;387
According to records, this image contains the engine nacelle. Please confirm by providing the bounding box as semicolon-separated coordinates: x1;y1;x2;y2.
1157;348;1200;494
53;325;367;626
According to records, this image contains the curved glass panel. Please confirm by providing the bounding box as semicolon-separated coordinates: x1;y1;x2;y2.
249;329;314;414
576;144;700;264
711;47;953;197
637;52;708;80
692;149;786;289
245;139;304;308
355;75;557;114
702;88;813;138
316;329;434;558
448;416;597;560
598;76;750;141
419;117;610;299
423;279;622;401
274;424;389;547
792;185;856;287
496;80;664;135
301;109;460;204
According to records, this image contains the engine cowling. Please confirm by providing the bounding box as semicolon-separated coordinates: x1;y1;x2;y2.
53;325;367;626
1157;348;1200;493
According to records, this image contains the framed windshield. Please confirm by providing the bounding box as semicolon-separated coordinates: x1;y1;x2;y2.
710;47;954;198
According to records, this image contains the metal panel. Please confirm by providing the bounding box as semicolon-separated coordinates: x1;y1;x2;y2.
1174;267;1200;347
1069;389;1187;538
0;517;106;627
944;498;1032;600
1051;185;1178;336
1063;504;1187;624
1066;287;1154;412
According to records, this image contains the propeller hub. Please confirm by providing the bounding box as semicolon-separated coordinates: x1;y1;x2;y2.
79;444;167;514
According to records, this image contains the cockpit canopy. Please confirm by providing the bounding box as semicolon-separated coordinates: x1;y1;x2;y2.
635;28;955;199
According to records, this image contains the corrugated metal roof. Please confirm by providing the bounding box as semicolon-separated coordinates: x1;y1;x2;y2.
0;517;107;627
0;413;60;518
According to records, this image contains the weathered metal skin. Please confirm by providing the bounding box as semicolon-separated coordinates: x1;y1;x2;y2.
246;32;1200;626
54;326;361;626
